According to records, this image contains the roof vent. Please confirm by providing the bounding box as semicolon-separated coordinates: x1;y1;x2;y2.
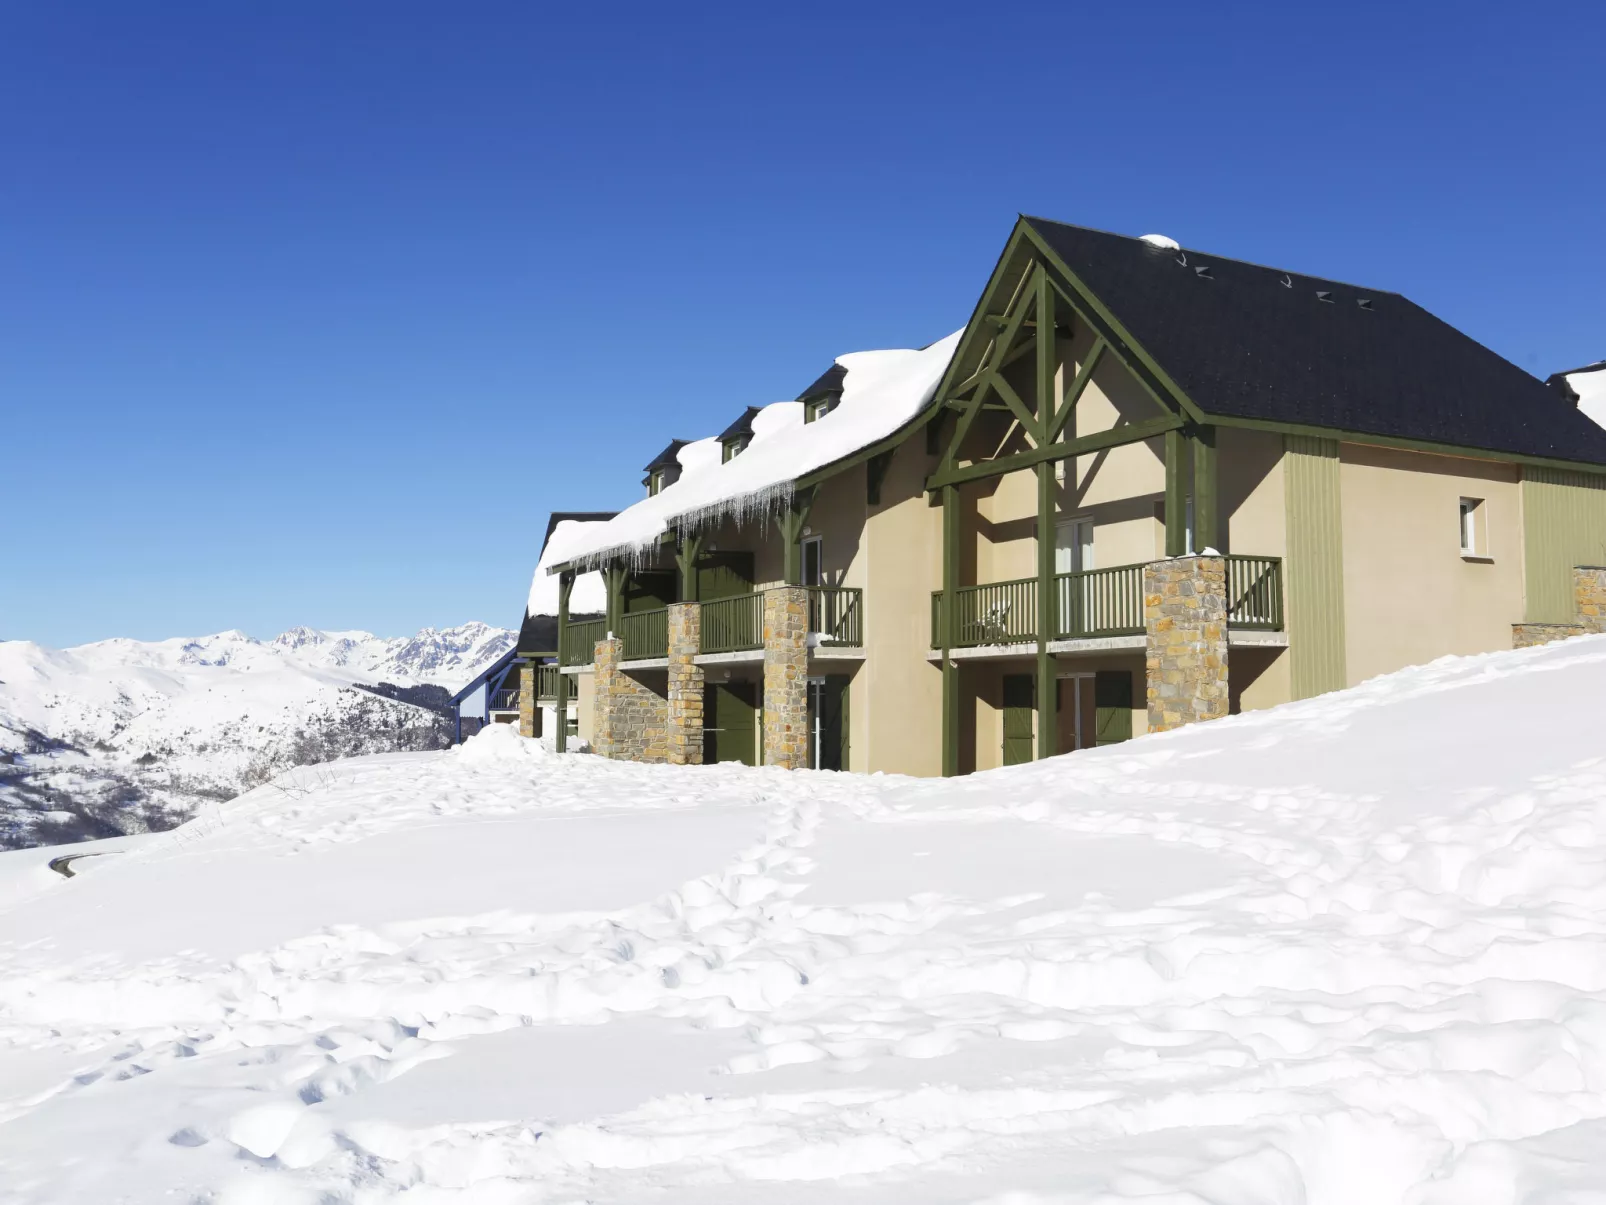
1316;290;1334;304
1140;234;1181;251
1357;298;1374;311
1280;274;1293;289
1194;265;1213;279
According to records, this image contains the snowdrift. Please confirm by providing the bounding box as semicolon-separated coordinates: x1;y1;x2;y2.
5;637;1606;1201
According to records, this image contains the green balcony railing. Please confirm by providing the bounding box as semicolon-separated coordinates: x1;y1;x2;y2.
620;607;668;661
930;575;1038;648
490;687;519;711
808;586;863;646
560;618;606;666
930;559;1279;648
537;664;563;698
702;592;762;654
1225;555;1283;630
1051;564;1146;639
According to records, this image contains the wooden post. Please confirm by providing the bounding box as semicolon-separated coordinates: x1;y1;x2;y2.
1036;460;1057;760
555;571;573;753
1165;427;1188;557
675;533;704;602
776;490;815;585
1193;424;1219;552
941;482;960;777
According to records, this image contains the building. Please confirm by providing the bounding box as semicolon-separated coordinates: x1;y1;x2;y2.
523;217;1606;775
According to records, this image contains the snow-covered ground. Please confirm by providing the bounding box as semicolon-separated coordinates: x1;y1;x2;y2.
0;623;513;848
5;634;1606;1202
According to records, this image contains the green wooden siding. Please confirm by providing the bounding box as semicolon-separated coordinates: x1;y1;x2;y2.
1093;671;1133;745
1521;468;1606;623
1001;674;1034;766
697;552;754;602
1284;435;1347;699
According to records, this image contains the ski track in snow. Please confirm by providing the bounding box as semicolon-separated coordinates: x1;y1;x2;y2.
5;638;1606;1200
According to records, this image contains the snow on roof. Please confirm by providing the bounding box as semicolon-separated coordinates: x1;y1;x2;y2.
537;331;962;576
1567;363;1606;431
1139;233;1181;250
527;536;609;618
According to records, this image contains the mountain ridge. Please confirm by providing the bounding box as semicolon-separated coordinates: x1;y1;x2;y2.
0;622;515;849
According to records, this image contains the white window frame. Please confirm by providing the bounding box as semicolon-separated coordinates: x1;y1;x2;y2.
1459;497;1485;557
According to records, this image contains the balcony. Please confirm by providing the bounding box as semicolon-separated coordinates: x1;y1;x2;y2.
931;556;1283;649
619;607;668;661
701;592;763;654
808;586;863;646
560;617;606;666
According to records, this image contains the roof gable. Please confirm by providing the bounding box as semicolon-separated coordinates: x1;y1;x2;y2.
1023;217;1606;467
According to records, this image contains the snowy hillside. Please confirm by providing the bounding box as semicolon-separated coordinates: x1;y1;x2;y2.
5;636;1606;1202
0;623;513;849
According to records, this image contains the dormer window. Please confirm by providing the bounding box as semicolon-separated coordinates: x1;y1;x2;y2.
803;393;840;424
796;363;847;426
642;439;688;497
721;435;750;462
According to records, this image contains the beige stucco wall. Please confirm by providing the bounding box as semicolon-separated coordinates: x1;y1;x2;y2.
858;437;944;777
1220;429;1290;712
1340;444;1524;685
573;669;595;746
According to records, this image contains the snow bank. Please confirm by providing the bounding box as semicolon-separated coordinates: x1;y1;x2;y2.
537;332;961;575
8;635;1606;1200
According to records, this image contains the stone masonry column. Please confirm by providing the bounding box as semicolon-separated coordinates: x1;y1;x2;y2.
517;661;539;739
591;636;624;758
1144;555;1229;734
1574;567;1606;633
666;602;704;765
763;586;809;768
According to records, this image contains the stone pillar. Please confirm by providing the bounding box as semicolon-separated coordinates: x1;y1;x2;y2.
517;661;539;739
1574;567;1606;633
592;636;668;762
667;602;704;765
1144;555;1229;734
763;586;809;769
592;638;623;758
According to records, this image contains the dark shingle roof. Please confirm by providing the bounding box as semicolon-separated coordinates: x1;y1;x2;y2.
644;440;689;473
1024;217;1606;467
717;406;763;443
797;363;846;402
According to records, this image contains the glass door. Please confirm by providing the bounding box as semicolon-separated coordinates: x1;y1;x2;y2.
1054;518;1094;636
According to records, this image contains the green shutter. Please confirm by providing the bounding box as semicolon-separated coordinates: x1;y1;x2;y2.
704;681;757;766
1522;468;1606;623
1284;435;1347;699
817;675;850;771
1094;671;1132;745
1002;674;1035;766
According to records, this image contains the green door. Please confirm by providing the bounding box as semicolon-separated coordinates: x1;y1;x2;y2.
696;552;755;602
704;681;757;765
810;675;851;771
1002;674;1035;766
1094;670;1133;745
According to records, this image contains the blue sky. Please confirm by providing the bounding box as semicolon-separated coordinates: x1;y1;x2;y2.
4;1;1602;647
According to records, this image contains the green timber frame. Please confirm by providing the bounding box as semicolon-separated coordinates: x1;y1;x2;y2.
927;222;1212;776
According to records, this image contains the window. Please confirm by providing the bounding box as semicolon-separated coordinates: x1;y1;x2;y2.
1054;518;1094;574
801;536;824;587
646;469;664;497
804;394;838;424
721;437;747;463
1460;497;1486;557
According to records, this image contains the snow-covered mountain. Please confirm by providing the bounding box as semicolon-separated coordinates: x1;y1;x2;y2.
0;623;514;849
